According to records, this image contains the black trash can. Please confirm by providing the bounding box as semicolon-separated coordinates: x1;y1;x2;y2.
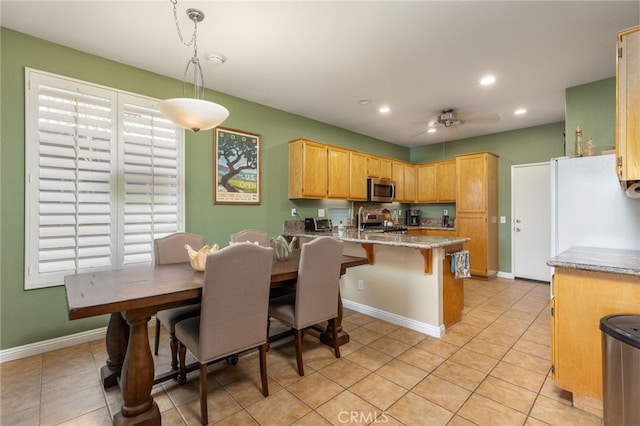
600;314;640;426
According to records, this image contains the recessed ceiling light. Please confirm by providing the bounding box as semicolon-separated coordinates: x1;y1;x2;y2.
480;75;496;86
379;106;390;113
514;108;527;115
358;98;372;105
427;128;437;133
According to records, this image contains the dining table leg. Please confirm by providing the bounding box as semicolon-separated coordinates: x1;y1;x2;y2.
320;289;350;346
113;308;160;426
101;312;129;388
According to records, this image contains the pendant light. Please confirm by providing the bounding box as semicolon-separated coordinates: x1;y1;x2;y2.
158;1;229;133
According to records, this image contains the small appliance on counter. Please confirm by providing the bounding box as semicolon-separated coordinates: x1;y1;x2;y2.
442;209;450;227
405;210;421;226
304;217;333;232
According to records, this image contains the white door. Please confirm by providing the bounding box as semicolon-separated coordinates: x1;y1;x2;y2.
512;162;551;282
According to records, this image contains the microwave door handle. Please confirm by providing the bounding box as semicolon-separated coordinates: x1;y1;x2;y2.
391;183;396;200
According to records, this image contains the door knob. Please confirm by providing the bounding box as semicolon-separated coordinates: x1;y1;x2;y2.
515;219;521;223
515;227;521;232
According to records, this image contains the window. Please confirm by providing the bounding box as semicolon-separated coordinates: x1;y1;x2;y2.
25;69;185;289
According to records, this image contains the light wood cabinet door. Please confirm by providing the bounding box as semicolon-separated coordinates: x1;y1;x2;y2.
436;160;456;202
404;164;416;203
367;155;380;178
327;146;350;199
288;139;327;199
392;161;405;201
380;158;392;179
417;163;437;202
456;212;489;277
616;26;640;182
349;151;368;200
552;268;640;411
456;154;488;212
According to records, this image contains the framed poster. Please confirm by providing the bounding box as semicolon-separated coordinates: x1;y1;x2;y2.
214;127;261;204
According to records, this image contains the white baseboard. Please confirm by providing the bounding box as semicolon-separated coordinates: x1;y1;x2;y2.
342;299;445;338
0;327;107;363
497;271;515;279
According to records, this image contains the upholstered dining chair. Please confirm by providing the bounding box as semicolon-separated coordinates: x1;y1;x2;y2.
175;242;273;425
267;236;344;376
153;232;206;370
230;229;269;247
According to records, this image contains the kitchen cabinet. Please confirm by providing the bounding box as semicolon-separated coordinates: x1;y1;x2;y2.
616;25;640;182
417;160;456;203
391;161;405;201
550;266;640;416
380;158;392;179
349;151;368;200
456;152;498;277
288;139;327;199
367;155;381;178
391;161;416;203
327;146;350;199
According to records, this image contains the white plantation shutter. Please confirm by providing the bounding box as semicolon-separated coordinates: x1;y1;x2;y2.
119;96;184;265
25;69;184;289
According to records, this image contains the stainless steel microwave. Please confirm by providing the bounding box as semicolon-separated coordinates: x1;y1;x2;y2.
367;178;396;202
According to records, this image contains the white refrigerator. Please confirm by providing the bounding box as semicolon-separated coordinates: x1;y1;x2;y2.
550;154;640;258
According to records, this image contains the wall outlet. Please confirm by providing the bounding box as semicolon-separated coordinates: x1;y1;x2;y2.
291;208;297;217
443;209;448;216
500;216;506;223
318;208;325;218
358;280;364;291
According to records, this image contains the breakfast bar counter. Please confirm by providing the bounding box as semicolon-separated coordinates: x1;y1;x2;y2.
288;231;471;337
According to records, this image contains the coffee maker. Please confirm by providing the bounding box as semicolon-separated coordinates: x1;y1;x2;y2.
405;210;421;226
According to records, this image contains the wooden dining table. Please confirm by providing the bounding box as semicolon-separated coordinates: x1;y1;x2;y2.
64;250;367;425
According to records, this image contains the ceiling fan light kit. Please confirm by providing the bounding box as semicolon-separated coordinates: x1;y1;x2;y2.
437;110;464;127
158;1;229;133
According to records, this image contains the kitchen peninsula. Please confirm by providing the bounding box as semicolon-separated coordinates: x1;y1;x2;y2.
288;230;471;337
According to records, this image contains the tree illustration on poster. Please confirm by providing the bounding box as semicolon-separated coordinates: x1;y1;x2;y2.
214;127;261;204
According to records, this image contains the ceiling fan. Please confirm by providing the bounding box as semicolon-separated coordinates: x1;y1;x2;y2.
412;108;501;138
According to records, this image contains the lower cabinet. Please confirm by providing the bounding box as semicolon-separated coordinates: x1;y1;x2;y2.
551;268;640;416
456;212;497;278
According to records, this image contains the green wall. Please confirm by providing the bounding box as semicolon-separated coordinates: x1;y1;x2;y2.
0;28;616;350
565;77;616;156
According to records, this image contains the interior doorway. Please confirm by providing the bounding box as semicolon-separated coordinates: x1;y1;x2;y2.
511;162;551;282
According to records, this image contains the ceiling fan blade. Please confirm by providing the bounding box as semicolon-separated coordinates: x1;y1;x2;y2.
458;110;501;124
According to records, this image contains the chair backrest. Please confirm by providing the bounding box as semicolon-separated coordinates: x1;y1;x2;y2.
294;236;344;329
154;232;206;265
199;243;274;361
230;229;270;247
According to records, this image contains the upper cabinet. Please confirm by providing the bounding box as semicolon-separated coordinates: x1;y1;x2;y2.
417;160;456;203
288;139;327;199
327;146;350;199
349;151;368;200
616;26;640;182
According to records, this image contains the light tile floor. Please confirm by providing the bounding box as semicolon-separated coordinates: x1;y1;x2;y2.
1;277;603;425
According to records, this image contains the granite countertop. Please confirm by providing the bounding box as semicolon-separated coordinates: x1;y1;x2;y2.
547;246;640;276
288;230;469;250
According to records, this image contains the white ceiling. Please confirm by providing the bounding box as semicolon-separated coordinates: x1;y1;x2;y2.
2;1;639;147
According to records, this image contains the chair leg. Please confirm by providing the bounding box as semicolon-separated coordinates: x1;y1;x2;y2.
169;332;179;370
177;341;187;385
295;329;304;376
259;343;269;397
154;318;161;355
199;363;208;425
330;318;341;358
266;317;271;352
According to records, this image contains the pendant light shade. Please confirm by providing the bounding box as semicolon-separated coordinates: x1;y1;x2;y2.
161;4;228;133
158;98;229;133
